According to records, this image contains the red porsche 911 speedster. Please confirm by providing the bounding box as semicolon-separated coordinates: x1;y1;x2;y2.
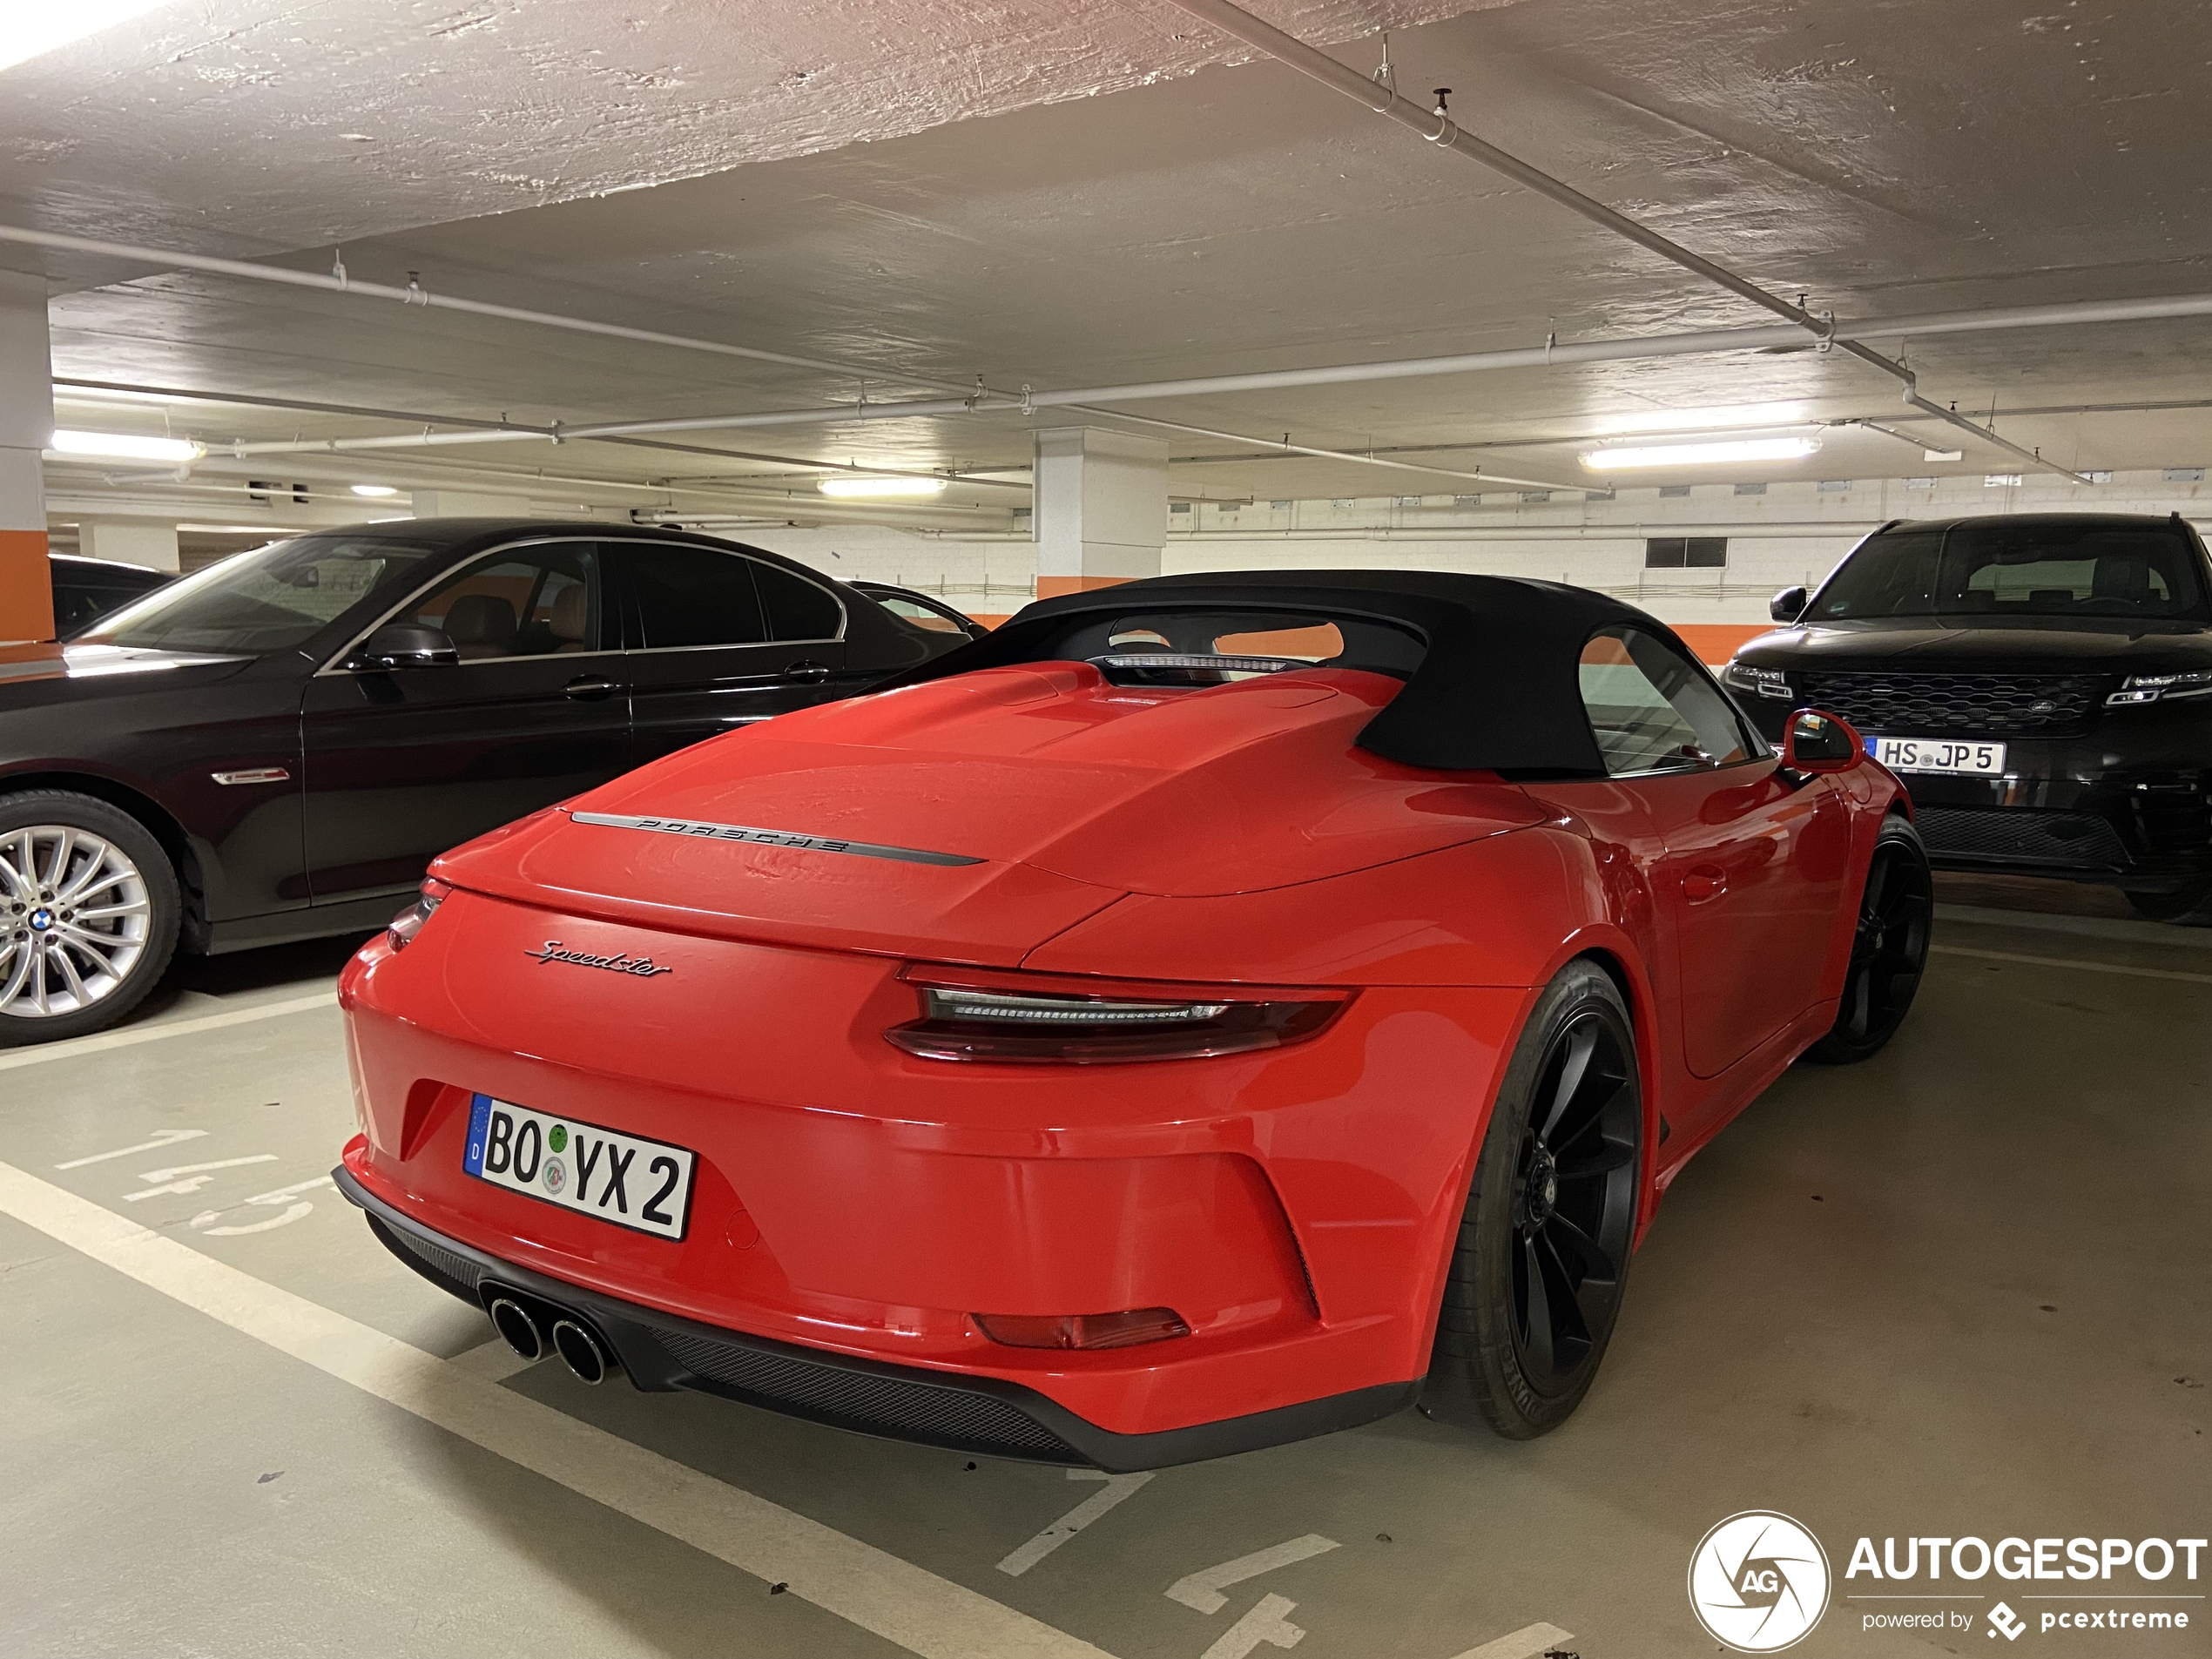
334;570;1932;1469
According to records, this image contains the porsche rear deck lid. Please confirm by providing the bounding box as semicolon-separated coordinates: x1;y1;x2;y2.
867;569;1685;777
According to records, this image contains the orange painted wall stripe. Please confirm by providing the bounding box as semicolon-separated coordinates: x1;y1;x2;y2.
965;610;1770;657
1669;623;1772;664
0;527;52;644
1034;575;1136;600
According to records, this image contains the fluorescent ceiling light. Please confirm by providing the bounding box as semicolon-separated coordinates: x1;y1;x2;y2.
1581;436;1821;471
0;0;176;73
350;483;399;497
1595;401;1812;436
818;475;948;498
46;428;204;463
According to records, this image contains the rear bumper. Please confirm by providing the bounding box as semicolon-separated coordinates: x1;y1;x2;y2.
338;891;1525;1451
339;1162;1418;1471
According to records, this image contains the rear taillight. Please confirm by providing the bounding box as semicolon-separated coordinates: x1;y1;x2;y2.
972;1308;1191;1351
885;965;1352;1063
386;878;452;950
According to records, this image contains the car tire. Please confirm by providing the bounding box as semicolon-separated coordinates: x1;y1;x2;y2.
2121;882;2212;926
1426;960;1643;1440
1799;814;1934;1065
0;790;181;1047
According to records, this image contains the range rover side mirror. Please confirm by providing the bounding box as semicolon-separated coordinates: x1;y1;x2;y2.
1770;584;1810;624
1782;708;1864;775
352;622;459;671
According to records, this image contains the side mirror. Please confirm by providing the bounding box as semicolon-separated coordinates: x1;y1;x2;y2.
1782;708;1865;775
352;622;458;671
1770;584;1810;624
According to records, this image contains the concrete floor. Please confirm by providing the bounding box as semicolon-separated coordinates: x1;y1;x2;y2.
1;888;2206;1659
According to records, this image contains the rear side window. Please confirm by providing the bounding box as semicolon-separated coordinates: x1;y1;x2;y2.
1052;609;1423;685
626;544;767;648
1578;627;1754;775
752;560;844;640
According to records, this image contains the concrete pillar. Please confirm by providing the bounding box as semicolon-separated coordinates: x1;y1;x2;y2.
78;518;180;572
1032;426;1168;600
0;270;54;643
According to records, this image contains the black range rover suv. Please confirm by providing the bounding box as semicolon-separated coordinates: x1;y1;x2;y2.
1726;512;2212;922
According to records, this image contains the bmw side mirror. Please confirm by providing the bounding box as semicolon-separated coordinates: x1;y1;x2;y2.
1770;584;1809;624
353;622;459;671
1782;708;1865;775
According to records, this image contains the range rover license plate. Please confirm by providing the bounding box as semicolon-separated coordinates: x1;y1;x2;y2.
462;1094;694;1240
1868;736;2007;776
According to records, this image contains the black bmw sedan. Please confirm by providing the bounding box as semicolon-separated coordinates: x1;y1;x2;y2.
0;519;961;1043
1725;511;2212;921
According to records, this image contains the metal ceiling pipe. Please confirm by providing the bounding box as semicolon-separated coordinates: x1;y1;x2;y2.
224;395;1575;491
0;223;991;399
1150;0;2099;486
503;289;2212;443
1154;0;1830;336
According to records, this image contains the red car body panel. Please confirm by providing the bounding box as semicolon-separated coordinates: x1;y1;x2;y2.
339;639;1907;1459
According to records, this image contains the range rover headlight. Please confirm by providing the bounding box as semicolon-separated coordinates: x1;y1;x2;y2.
2108;671;2212;705
1723;661;1795;699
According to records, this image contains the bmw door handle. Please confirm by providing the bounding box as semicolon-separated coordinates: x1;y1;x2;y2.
1682;863;1729;903
563;675;618;701
785;661;832;684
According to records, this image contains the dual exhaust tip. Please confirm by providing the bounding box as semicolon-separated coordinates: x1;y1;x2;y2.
488;1294;612;1386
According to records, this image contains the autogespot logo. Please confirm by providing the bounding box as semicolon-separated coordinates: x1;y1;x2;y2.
1689;1511;1833;1652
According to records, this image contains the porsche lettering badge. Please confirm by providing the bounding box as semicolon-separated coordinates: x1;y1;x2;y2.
570;809;983;867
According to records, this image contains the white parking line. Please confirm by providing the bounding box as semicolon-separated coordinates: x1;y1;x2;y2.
1931;945;2212;985
55;1129;208;1169
0;1157;1117;1659
1447;1621;1576;1659
0;990;337;1072
1168;1535;1341;1615
1201;1592;1305;1658
449;1336;543;1382
997;1471;1155;1576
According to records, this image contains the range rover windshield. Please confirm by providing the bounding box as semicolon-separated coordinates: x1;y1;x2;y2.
1814;522;2212;623
75;533;444;655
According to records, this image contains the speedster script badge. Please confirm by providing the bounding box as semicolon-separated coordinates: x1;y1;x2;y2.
523;941;674;978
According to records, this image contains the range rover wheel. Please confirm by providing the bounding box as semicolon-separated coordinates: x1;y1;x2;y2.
0;792;180;1046
2121;882;2212;927
1426;960;1642;1439
1800;815;1933;1065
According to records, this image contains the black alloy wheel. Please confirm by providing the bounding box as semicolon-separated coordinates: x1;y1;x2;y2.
1802;815;1934;1065
1427;961;1643;1439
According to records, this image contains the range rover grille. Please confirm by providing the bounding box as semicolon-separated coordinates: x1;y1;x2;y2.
1793;671;2109;736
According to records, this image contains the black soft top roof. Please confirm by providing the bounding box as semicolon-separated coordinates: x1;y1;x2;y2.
874;569;1689;775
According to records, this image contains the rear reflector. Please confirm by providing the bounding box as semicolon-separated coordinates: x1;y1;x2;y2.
886;965;1352;1064
972;1308;1192;1351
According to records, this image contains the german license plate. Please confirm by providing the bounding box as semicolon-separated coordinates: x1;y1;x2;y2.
1868;736;2007;775
462;1094;694;1240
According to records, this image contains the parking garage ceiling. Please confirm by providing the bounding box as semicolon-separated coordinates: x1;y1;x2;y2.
10;0;2212;518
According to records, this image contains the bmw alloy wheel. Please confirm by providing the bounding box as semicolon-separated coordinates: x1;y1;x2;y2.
0;825;155;1019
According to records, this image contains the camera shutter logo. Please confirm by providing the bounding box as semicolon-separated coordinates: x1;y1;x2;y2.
1688;1511;1832;1652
